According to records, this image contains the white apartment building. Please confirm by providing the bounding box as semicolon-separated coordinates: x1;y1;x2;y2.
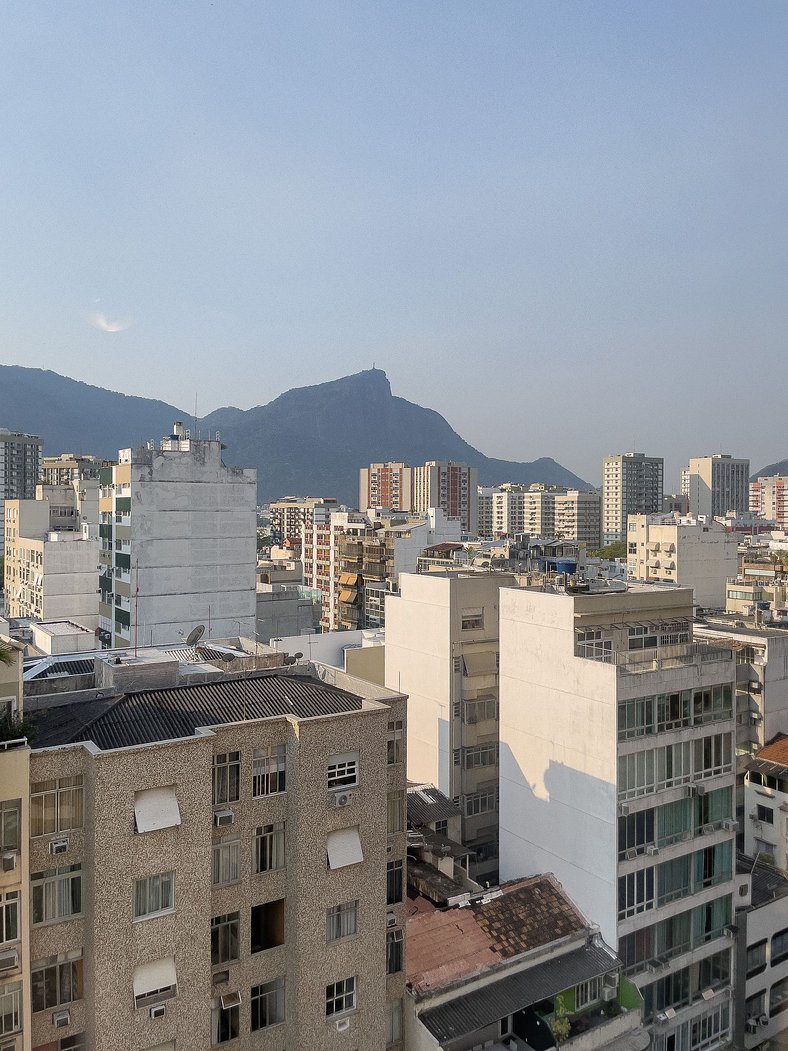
98;422;257;648
412;461;478;535
0;429;42;544
4;482;100;628
749;475;788;529
682;455;751;519
499;583;738;1051
41;454;103;487
385;571;515;884
479;484;601;548
358;463;412;513
743;735;788;873
626;514;738;609
555;489;602;549
477;487;494;537
269;496;337;546
602;453;664;544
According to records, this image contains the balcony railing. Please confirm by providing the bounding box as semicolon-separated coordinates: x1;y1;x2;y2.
578;642;733;674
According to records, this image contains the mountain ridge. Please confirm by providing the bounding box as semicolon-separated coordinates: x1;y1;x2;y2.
0;364;592;503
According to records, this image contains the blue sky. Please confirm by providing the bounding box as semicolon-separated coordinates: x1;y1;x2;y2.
1;2;786;486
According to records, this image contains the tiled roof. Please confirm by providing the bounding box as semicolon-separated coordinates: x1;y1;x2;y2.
34;673;363;751
407;784;462;827
756;733;788;771
407;874;587;996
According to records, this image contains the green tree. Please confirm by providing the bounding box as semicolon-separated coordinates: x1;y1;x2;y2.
589;541;627;560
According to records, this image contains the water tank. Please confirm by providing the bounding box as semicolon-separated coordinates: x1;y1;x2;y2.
554;559;578;575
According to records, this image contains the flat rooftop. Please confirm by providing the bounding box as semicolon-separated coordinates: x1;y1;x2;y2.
35;620;94;637
30;669;365;751
696;615;788;639
737;854;788;909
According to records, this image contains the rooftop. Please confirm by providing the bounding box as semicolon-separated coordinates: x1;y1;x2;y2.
406;874;587;997
737;854;788;909
35;620;94;637
754;733;788;773
30;669;365;751
407;783;462;827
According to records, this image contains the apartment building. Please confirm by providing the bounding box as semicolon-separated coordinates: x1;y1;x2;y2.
477;487;494;537
41;456;103;488
385;571;515;884
626;514;738;609
682;455;751;519
750;475;788;530
406;874;649;1051
0;430;42;544
602;453;664;544
412;462;478;535
742;735;788;872
98;423;257;648
0;662;407;1051
555;489;602;549
358;464;412;513
478;484;601;548
269;497;337;547
0;633;24;717
4;483;100;628
499;583;738;1051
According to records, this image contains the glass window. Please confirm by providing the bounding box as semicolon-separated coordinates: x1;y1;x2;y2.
745;991;765;1021
387;791;404;834
461;607;484;630
326;976;356;1016
31;866;82;925
0;800;20;852
212;1002;239;1044
134;871;175;920
575;975;603;1009
0;981;21;1036
252;745;286;797
211;912;239;966
0;891;19;944
386;998;403;1046
386;928;404;974
254;822;285;873
463;744;498;769
30;776;83;837
386;720;404;765
251;976;286;1030
618;868;655;919
327;754;359;790
212;841;240;886
386;860;403;905
31;953;83;1012
756;804;774;824
772;927;788;967
326;900;358;943
212;752;240;805
771;976;788;1017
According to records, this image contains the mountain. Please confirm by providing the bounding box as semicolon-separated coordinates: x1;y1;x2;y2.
0;365;592;503
752;459;788;480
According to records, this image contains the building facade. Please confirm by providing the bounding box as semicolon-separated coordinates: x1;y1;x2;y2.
41;455;104;488
602;453;664;544
0;429;43;544
358;464;412;514
682;455;751;519
98;423;257;648
268;497;337;547
749;475;788;530
499;583;738;1051
412;462;478;536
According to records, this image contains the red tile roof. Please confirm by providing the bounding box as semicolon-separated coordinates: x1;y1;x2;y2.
757;733;788;769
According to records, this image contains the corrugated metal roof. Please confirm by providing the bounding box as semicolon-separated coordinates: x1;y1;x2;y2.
419;942;619;1044
407;785;462;827
47;673;364;751
26;658;95;680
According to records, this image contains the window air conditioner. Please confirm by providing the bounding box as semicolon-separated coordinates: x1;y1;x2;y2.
214;810;235;827
221;991;242;1010
722;819;738;831
602;987;617;1002
386;912;397;928
701;824;715;836
149;1003;167;1020
334;791;354;808
335;1017;350;1032
760;1014;770;1028
212;970;230;985
746;1019;758;1034
49;838;69;855
0;948;19;971
624;847;638;860
1;853;16;872
695;782;708;796
618;803;630;816
53;1009;71;1027
645;844;660;856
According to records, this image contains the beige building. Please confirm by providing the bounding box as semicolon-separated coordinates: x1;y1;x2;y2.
358;464;412;514
41;456;104;488
750;474;788;529
479;484;601;547
626;513;738;609
412;462;478;535
0;429;43;545
602;453;664;544
0;661;407;1051
682;454;750;519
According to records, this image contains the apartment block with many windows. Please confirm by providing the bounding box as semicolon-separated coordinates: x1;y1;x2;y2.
412;462;478;536
0;663;407;1051
358;464;412;514
0;430;43;546
602;453;664;544
682;455;750;520
499;583;738;1051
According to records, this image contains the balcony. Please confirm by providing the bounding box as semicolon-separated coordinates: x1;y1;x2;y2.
579;642;733;675
525;977;645;1051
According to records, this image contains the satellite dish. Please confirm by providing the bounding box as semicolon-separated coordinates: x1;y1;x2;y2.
293;652;304;660
186;624;206;646
283;655;296;665
221;651;237;663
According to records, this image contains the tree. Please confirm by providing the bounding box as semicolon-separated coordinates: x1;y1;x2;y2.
589;541;627;560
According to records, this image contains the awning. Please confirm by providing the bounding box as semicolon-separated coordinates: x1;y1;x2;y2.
339;573;359;585
133;957;177;998
339;589;358;604
327;826;363;869
463;651;498;677
134;786;181;833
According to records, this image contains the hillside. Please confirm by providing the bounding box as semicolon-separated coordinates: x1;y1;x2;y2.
752;459;788;480
0;364;591;503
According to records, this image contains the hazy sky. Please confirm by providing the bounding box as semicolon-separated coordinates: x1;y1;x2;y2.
2;2;786;488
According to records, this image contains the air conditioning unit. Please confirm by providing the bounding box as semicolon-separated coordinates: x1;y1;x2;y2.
149;1003;167;1020
214;810;235;827
335;1017;350;1032
701;824;715;836
751;712;762;723
746;1019;758;1034
221;991;241;1010
646;844;660;856
695;782;708;796
0;948;19;971
602;987;617;1002
212;970;230;985
701;988;715;1001
722;819;738;831
618;803;630;816
53;1009;71;1028
386;912;397;928
724;925;738;937
334;791;354;808
1;853;16;872
624;847;638;860
760;1014;770;1028
49;838;69;855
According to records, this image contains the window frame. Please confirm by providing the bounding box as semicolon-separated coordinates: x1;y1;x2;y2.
30;776;84;838
212;751;241;806
31;952;84;1013
212;840;241;887
251;976;286;1031
327;753;359;791
386;928;404;974
31;865;82;926
386;859;403;905
252;744;286;798
133;871;176;921
254;822;286;874
211;911;240;967
325;976;357;1017
326;899;359;944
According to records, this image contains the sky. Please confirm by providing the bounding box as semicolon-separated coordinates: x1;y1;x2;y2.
1;2;786;488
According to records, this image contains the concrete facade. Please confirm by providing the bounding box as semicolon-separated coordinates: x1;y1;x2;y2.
412;462;478;536
359;463;413;514
602;453;664;544
0;429;42;545
682;455;751;519
750;475;788;530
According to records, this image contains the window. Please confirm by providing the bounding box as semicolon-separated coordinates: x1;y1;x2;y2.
211;912;239;966
463;743;498;769
133;958;177;1009
618;868;654;919
31;776;83;837
134;786;181;833
0;891;19;944
576;629;612;661
770;975;788;1017
387;791;404;834
618;750;656;800
461;607;484;630
213;752;240;805
387;998;403;1046
254;822;286;873
327;827;363;869
327;900;358;943
31;952;83;1012
693;734;731;778
464;697;497;724
251;899;285;953
386;928;403;974
575;975;603;1009
0;799;20;852
772;927;788;966
745;991;766;1021
32;866;82;925
212;841;240;886
134;871;175;920
629;625;658;650
0;981;21;1036
251;976;286;1030
387;860;403;905
252;745;286;797
464;789;497;817
327;753;359;790
212;1001;239;1044
58;1037;86;1051
326;976;356;1017
386;720;404;765
756;804;774;824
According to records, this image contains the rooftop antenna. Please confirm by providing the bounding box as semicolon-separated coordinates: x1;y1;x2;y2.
193;393;198;439
186;624;206;647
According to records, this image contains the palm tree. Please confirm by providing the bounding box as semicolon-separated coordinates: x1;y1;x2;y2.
0;644;12;667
